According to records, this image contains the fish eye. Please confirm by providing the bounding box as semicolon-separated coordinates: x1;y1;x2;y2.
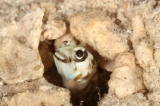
63;41;70;45
62;41;70;47
75;49;84;58
73;47;88;62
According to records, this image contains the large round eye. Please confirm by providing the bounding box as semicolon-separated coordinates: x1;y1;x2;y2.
73;47;88;62
75;50;84;59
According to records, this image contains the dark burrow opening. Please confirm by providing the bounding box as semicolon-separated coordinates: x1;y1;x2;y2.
39;40;111;106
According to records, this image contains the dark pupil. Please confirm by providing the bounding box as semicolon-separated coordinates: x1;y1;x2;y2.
76;50;83;58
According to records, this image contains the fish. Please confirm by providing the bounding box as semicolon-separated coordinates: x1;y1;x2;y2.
53;41;98;105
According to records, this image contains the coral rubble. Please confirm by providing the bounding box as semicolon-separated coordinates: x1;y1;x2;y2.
0;0;160;106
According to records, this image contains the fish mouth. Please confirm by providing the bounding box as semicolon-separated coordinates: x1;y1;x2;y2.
74;74;90;82
83;74;90;80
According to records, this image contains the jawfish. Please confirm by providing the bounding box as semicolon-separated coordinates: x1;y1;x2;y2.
53;41;98;104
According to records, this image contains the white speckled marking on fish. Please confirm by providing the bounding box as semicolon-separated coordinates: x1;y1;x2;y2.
53;41;98;105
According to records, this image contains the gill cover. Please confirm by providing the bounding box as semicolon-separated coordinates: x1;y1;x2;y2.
53;41;95;90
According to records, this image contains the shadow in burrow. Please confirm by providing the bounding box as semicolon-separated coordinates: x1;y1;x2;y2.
38;40;111;106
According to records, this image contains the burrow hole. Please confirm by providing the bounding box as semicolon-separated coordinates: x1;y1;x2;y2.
39;40;111;106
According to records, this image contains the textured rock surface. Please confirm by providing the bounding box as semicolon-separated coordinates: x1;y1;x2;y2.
0;37;43;84
0;78;72;106
0;0;160;106
0;7;44;84
70;10;129;60
108;52;144;98
41;2;66;40
0;7;44;50
148;90;160;106
0;2;71;106
131;14;160;95
98;93;149;106
43;18;66;40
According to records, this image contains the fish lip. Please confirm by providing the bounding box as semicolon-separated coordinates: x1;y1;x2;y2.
76;74;90;82
83;74;90;80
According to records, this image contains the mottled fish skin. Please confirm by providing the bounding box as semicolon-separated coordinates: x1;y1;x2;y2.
53;41;98;105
